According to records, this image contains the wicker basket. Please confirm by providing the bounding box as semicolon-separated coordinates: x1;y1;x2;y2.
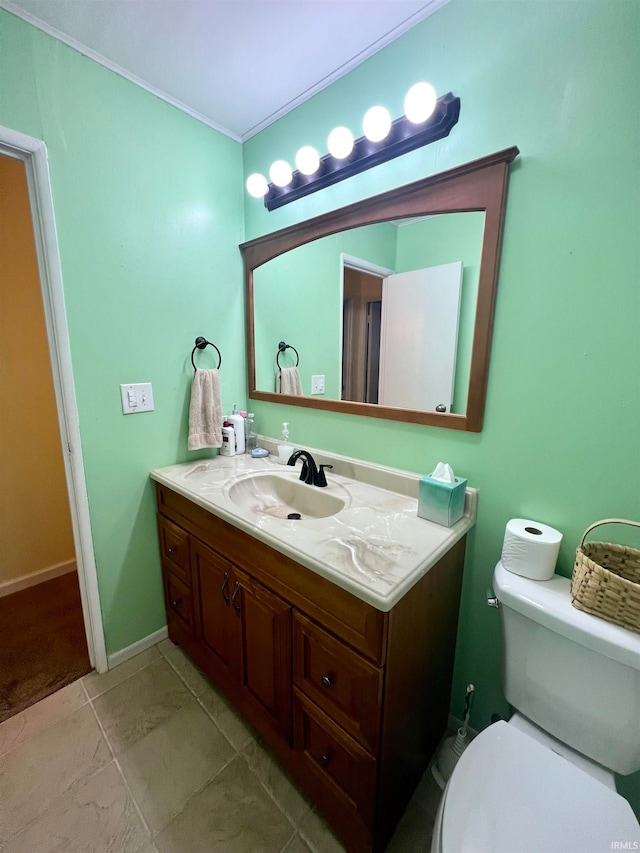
571;518;640;633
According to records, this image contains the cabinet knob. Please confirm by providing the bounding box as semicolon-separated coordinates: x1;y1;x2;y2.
321;675;332;689
171;598;181;609
319;753;330;768
167;546;175;555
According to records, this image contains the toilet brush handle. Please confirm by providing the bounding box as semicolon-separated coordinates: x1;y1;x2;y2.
460;684;474;737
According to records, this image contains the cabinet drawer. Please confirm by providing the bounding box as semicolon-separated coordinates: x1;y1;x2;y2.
164;570;193;637
294;690;376;829
293;613;382;752
158;516;190;585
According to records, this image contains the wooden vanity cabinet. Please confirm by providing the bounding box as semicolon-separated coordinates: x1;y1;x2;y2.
155;482;466;853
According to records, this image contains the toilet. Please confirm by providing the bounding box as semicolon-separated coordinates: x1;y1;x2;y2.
431;560;640;853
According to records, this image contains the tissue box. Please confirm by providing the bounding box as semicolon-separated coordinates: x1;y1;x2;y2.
418;475;467;527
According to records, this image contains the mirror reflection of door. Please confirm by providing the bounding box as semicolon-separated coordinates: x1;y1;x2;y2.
342;268;382;403
379;262;463;412
342;261;463;411
365;300;382;404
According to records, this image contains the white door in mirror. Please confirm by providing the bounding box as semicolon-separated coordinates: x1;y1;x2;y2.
120;382;154;414
379;263;462;411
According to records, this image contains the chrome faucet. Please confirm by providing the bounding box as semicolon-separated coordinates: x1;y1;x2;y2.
287;450;333;487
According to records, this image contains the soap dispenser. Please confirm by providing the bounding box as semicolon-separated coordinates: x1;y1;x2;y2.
277;422;294;464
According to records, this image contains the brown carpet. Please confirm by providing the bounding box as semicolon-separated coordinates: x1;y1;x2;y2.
0;571;92;723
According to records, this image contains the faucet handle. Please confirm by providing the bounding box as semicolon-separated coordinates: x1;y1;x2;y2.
316;464;333;488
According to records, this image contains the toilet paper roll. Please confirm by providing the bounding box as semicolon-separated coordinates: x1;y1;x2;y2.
501;518;563;581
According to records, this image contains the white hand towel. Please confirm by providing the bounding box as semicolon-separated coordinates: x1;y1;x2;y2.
188;368;222;450
277;367;303;395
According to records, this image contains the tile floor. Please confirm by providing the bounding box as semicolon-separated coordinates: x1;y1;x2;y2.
0;639;441;852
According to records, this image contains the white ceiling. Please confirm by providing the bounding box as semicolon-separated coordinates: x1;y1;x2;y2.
2;0;448;141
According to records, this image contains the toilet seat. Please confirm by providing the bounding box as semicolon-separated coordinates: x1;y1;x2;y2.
435;721;640;853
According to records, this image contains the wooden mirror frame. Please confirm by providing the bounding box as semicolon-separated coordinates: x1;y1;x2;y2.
241;146;519;433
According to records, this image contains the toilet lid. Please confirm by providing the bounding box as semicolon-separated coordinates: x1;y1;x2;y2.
441;721;640;853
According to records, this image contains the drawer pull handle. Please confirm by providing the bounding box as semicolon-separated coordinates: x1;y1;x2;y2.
321;675;332;689
232;581;241;615
319;753;330;768
221;572;230;606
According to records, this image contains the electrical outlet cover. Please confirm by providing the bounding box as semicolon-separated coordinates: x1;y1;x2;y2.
311;375;325;395
120;382;154;414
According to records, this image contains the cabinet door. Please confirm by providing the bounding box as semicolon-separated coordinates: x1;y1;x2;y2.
192;540;240;687
236;569;292;742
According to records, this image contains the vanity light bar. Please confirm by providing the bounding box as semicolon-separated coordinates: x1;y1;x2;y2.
259;92;460;211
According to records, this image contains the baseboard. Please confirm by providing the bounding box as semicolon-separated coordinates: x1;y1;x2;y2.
0;560;76;598
107;625;169;669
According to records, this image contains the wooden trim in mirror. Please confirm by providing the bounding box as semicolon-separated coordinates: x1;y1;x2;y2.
241;147;519;433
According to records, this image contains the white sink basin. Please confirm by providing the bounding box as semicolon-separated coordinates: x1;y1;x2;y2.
226;471;348;520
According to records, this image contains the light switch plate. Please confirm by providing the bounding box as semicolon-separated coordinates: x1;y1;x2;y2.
311;375;325;395
120;382;154;414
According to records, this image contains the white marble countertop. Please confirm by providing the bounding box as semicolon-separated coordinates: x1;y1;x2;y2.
150;439;477;613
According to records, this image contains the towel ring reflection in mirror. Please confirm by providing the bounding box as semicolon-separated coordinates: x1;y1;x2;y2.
277;341;299;368
191;336;222;371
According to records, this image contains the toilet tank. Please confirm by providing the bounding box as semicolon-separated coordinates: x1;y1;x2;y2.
493;561;640;775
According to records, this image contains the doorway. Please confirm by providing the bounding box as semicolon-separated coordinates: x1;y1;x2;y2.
341;254;463;413
342;267;383;403
0;127;107;720
0;153;91;720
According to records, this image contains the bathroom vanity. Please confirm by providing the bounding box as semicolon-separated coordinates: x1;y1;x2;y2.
151;449;476;853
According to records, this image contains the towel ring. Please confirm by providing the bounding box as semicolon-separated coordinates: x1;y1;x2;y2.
277;341;299;368
191;336;221;371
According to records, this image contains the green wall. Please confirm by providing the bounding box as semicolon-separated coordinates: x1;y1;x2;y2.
0;10;245;654
242;0;640;801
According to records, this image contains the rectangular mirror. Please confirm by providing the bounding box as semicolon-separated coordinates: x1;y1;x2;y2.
241;147;519;432
253;212;485;415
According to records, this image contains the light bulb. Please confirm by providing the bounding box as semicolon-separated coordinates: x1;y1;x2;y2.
404;82;437;124
362;106;392;142
295;146;320;176
327;126;354;160
245;173;269;198
269;160;293;187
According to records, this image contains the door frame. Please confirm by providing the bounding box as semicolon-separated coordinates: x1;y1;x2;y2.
0;125;107;672
340;254;394;401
